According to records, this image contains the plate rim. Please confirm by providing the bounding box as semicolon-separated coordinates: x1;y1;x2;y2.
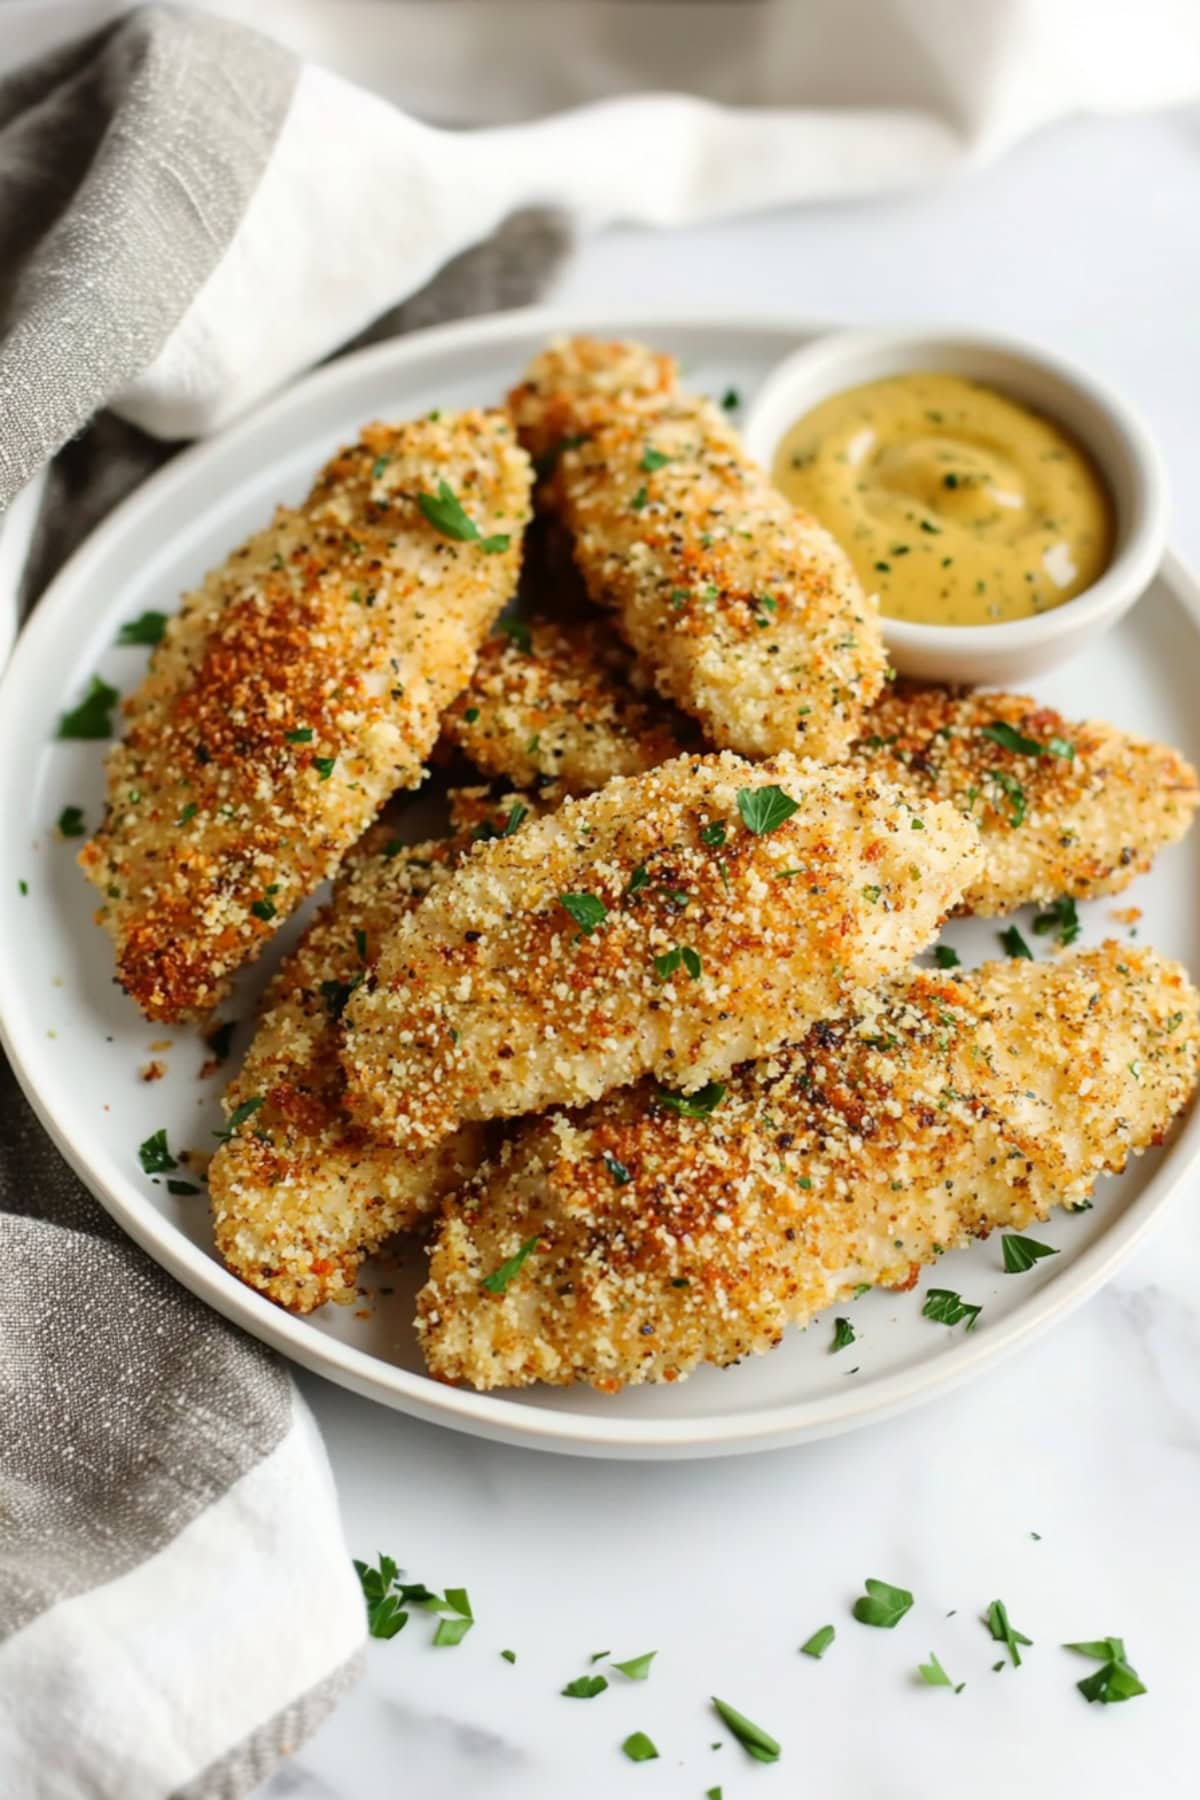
4;302;1199;1458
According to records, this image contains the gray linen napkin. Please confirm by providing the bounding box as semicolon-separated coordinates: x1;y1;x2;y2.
0;8;568;1796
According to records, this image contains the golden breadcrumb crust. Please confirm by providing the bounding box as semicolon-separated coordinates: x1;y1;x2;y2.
507;337;885;759
79;412;531;1021
417;944;1199;1390
855;683;1200;913
209;790;538;1312
342;750;981;1146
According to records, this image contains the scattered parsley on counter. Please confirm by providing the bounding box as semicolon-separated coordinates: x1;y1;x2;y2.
621;1732;659;1762
137;1129;177;1175
418;480;510;553
934;944;961;969
116;610;168;647
58;675;120;740
433;1589;473;1647
852;1579;914;1630
562;1674;608;1699
611;1651;656;1681
482;1235;540;1295
998;923;1033;960
1065;1637;1147;1704
918;1651;964;1692
985;1599;1033;1667
830;1317;856;1354
501;1649;516;1664
354;1555;409;1640
710;1697;780;1764
558;891;608;936
1001;1234;1060;1274
800;1624;835;1660
737;784;799;835
57;805;86;838
655;1081;726;1121
922;1287;982;1330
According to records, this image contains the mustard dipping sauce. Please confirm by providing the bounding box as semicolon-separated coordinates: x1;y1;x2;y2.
773;372;1114;626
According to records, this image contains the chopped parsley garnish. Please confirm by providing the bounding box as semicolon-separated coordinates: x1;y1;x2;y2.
934;944;961;968
501;1649;516;1663
830;1317;856;1353
215;1096;264;1140
137;1129;177;1175
525;733;540;755
980;720;1045;756
251;897;276;922
1065;1636;1146;1704
166;1179;200;1196
18;880;27;895
603;1152;632;1186
622;1732;659;1762
432;1589;473;1646
1047;735;1075;759
354;1555;409;1640
631;485;649;511
500;617;532;653
998;924;1033;960
370;454;391;480
481;1234;540;1295
700;820;727;848
710;1697;780;1764
463;706;480;724
532;432;588;477
57;805;86;838
1001;1233;1060;1273
736;784;800;835
499;802;527;837
655;946;702;981
205;1019;236;1063
655;1081;726;1120
116;610;168;647
800;1624;835;1659
313;755;336;782
640;445;671;472
177;802;197;826
612;1651;656;1681
354;927;368;963
1033;895;1080;946
852;1578;914;1629
985;1599;1033;1667
558;891;608;936
721;388;740;410
562;1674;608;1699
625;863;650;896
418;480;510;552
285;727;313;743
989;769;1027;828
321;975;363;1020
918;1652;964;1692
58;675;120;740
922;1287;982;1330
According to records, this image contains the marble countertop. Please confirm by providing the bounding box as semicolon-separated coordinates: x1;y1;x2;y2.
262;107;1199;1800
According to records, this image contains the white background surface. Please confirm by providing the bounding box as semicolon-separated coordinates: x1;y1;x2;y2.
256;108;1198;1800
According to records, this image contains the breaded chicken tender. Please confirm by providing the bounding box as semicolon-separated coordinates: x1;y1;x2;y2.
417;944;1199;1389
79;412;532;1021
341;751;981;1146
855;684;1200;913
209;790;537;1312
442;614;696;792
508;337;885;760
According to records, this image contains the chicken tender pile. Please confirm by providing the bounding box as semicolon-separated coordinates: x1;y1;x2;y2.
417;945;1200;1389
509;338;886;759
341;751;981;1146
70;332;1197;1392
80;411;531;1020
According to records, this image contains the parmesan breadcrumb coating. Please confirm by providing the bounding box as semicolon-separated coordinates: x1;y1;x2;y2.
79;412;532;1021
508;337;885;759
442;614;696;792
209;791;538;1312
341;750;981;1146
855;684;1200;913
417;943;1200;1390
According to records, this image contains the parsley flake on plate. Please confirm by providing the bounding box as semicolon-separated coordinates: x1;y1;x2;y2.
558;891;608;936
934;944;961;969
57;805;86;838
1033;895;1080;946
1001;1233;1060;1274
800;1624;835;1659
58;675;120;740
830;1317;856;1353
852;1578;914;1629
998;923;1033;960
736;784;799;835
481;1235;540;1295
205;1019;236;1063
116;610;168;647
710;1697;780;1764
418;480;510;553
166;1179;200;1197
137;1129;177;1175
622;1732;659;1763
501;1649;516;1664
922;1287;982;1330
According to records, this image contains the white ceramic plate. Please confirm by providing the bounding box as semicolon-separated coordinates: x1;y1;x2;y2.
3;307;1199;1460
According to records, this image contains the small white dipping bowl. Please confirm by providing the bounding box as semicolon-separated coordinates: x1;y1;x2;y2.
741;327;1168;686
